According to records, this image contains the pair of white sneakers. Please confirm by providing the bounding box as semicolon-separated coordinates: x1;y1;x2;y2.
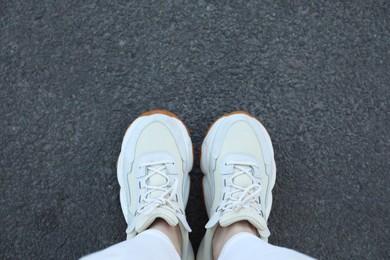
117;110;276;260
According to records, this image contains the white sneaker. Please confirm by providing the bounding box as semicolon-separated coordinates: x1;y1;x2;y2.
117;110;194;260
197;112;276;260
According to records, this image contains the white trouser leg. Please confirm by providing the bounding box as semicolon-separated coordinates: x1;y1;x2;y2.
218;233;315;260
80;230;180;260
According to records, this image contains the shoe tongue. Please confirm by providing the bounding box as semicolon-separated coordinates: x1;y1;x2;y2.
147;165;168;198
231;165;253;199
135;165;180;233
232;165;252;183
135;207;179;233
218;165;270;238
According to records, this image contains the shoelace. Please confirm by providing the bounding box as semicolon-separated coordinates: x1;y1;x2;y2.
206;161;270;237
218;161;262;214
137;160;180;216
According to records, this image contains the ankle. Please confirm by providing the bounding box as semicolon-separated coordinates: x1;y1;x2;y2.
148;218;182;255
212;221;257;260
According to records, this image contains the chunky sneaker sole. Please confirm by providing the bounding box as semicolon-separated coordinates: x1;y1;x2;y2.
117;110;194;260
197;111;276;260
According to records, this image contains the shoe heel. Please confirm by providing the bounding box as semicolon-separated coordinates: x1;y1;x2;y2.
196;235;214;260
196;236;206;260
186;241;195;260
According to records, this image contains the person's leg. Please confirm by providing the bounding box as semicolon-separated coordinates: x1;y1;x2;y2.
81;110;194;260
81;228;180;260
217;231;314;260
197;111;313;260
149;218;182;254
212;221;257;259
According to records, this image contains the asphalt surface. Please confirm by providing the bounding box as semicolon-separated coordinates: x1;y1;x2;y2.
1;0;389;259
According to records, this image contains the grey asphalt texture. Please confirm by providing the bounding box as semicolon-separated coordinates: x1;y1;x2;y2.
1;0;389;259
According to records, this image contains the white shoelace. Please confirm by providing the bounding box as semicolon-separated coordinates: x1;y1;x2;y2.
137;160;181;216
218;161;262;214
205;161;270;237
